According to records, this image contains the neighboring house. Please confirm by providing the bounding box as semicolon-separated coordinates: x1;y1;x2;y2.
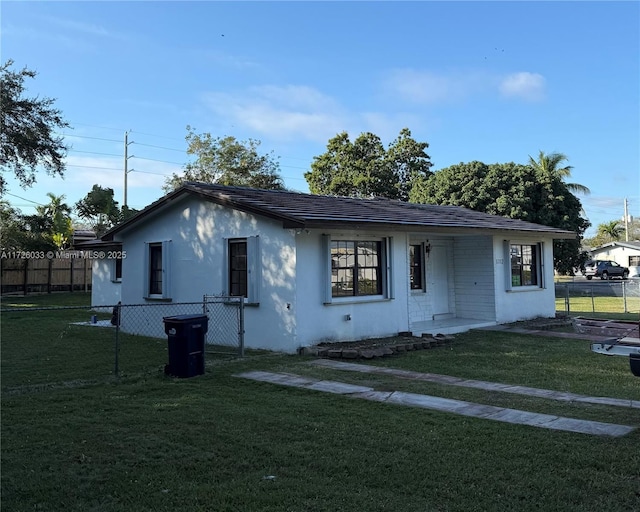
86;183;575;353
588;241;640;278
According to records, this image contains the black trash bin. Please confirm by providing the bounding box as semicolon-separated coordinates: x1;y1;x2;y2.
163;314;208;378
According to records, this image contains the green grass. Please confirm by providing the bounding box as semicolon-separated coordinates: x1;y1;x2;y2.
2;293;640;511
556;296;640;320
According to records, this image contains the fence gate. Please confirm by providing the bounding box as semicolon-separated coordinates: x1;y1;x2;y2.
203;295;244;356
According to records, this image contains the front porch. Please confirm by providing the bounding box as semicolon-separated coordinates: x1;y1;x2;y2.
410;316;498;336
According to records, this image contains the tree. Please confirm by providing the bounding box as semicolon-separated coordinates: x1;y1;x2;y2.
37;192;73;249
0;60;70;195
75;185;122;237
596;220;623;241
0;201;29;250
410;160;590;274
305;128;432;200
527;151;590;195
163;127;285;192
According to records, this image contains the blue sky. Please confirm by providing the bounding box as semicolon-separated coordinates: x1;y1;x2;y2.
2;1;638;237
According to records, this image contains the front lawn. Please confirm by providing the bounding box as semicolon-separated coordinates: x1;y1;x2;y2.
2;294;639;511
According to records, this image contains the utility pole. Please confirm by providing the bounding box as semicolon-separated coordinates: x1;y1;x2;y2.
123;131;134;207
624;197;629;242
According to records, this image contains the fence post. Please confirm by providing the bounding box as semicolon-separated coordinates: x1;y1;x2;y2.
239;298;245;357
69;258;74;292
47;258;53;294
590;285;595;313
22;258;29;295
114;303;121;376
623;281;628;314
564;284;570;314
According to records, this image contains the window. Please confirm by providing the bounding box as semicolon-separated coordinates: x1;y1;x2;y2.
149;244;163;295
224;236;260;304
409;244;424;290
629;256;640;266
331;240;382;297
144;241;171;299
114;257;123;281
510;243;539;287
229;240;248;297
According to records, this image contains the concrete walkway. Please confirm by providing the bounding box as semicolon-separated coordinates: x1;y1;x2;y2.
234;371;635;437
311;359;640;409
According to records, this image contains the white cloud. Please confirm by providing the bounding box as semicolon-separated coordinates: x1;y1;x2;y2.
202;85;349;143
499;72;546;102
383;68;547;104
382;69;494;105
44;16;130;41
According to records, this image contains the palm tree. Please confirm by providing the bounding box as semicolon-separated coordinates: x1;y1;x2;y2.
528;150;590;195
597;220;623;241
41;192;73;248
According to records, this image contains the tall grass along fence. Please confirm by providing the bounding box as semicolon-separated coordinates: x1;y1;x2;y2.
0;256;92;294
1;296;244;388
556;280;640;316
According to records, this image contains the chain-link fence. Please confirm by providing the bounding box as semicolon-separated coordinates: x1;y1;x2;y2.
1;297;243;388
555;280;640;316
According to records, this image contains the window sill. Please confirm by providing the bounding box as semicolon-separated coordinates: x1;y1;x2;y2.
111;279;122;284
325;296;392;305
144;296;172;302
506;286;544;292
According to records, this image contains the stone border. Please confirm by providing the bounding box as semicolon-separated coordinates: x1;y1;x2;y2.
301;334;455;360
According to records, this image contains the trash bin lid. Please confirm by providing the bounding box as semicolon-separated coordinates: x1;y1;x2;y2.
163;314;208;323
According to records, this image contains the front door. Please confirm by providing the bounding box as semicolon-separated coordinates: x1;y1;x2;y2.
430;244;450;316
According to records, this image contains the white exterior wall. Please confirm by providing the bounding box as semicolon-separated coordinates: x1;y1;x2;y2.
295;229;410;347
90;258;121;309
493;236;557;323
453;236;496;320
116;197;298;352
102;193;564;352
408;237;456;323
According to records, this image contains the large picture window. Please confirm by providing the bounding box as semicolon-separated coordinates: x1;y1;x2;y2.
510;243;539;287
629;255;640;266
331;240;382;297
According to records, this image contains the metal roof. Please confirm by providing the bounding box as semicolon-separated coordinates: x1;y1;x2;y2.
103;183;577;239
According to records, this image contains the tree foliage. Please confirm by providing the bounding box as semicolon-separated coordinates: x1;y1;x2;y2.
0;60;70;195
305;128;432;200
75;185;126;237
36;193;73;249
163;127;285;192
528;151;590;195
410;160;590;274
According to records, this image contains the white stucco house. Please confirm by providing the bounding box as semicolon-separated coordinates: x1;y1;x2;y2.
587;241;640;278
85;183;576;353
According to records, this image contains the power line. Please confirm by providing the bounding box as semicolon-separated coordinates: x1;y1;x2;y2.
131;141;186;153
67;164;122;171
131;155;184;166
3;192;45;205
69;149;123;158
56;133;121;143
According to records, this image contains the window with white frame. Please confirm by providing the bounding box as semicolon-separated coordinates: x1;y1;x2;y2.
229;239;248;297
629;255;640;266
409;243;424;291
113;257;123;282
144;241;171;299
225;236;260;304
508;242;542;288
324;236;393;303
